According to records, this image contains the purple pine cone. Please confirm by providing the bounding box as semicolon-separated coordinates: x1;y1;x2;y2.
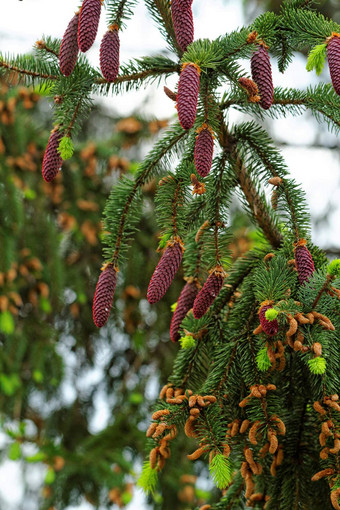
93;263;117;327
327;35;340;95
259;304;279;336
78;0;102;53
170;281;199;342
59;11;79;76
193;268;225;319
42;129;63;183
100;26;120;82
177;63;200;130
147;240;184;304
251;45;274;110
194;126;214;177
294;239;315;285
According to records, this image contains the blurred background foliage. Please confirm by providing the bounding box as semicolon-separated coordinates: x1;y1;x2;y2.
1;1;339;509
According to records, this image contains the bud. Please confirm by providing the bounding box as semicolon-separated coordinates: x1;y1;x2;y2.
259;301;279;336
92;263;117;327
294;239;315;285
164;86;177;102
170;281;199;342
327;34;340;96
193;266;225;318
59;11;80;76
194;125;214;178
100;25;120;82
251;45;274;110
147;239;184;304
177;63;200;130
42;129;63;182
171;0;194;53
78;0;102;53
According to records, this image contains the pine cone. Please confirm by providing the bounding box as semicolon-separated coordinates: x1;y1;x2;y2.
147;240;184;304
251;45;274;110
42;129;63;182
193;267;225;318
100;25;120;82
177;63;200;130
259;303;279;336
294;239;315;285
170;281;199;342
171;0;194;53
78;0;102;53
59;12;79;76
93;263;117;327
327;35;340;96
194;126;214;177
177;0;193;9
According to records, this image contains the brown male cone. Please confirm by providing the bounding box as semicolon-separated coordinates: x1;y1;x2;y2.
171;0;194;53
100;26;120;82
327;34;340;96
78;0;102;53
194;126;214;177
42;129;63;183
93;263;117;327
294;239;315;286
193;267;225;318
251;45;274;110
59;11;80;76
170;281;199;342
147;240;184;304
177;63;200;130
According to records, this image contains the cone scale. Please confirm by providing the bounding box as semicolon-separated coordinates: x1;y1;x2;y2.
171;0;194;53
177;63;200;130
93;263;117;327
259;302;279;336
327;34;340;96
251;45;274;110
147;240;184;304
194;125;214;178
100;25;120;83
59;11;80;76
193;267;225;319
294;239;315;285
78;0;102;53
42;129;63;183
170;281;199;342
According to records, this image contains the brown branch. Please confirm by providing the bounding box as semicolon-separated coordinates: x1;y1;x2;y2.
0;60;59;81
95;65;179;85
312;274;334;310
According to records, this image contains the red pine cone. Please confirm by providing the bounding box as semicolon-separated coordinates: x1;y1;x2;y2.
327;35;340;96
193;268;224;319
170;281;199;342
59;12;79;76
251;45;274;110
294;240;315;285
194;126;214;177
177;63;200;130
42;129;63;182
100;26;120;82
147;241;184;304
78;0;102;53
171;0;194;53
93;263;117;327
259;303;279;336
177;0;193;9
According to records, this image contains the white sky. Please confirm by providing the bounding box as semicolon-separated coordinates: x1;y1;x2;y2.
0;1;339;509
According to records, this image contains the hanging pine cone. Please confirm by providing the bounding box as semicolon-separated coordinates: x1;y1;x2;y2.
78;0;102;53
294;239;315;285
42;128;63;182
93;263;117;327
147;239;184;304
327;34;340;96
259;301;279;336
171;0;194;53
100;25;120;82
177;0;193;9
177;63;200;130
59;11;80;76
194;125;214;178
170;280;199;342
251;45;274;110
193;266;225;319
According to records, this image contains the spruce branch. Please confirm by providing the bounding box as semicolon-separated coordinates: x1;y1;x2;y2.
0;57;60;83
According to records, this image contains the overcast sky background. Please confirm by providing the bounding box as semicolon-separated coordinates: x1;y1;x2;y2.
0;1;339;509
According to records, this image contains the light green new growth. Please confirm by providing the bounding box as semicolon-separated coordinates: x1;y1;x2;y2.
158;233;172;250
265;308;278;321
137;461;158;495
179;335;196;349
209;454;232;489
171;302;178;312
306;43;327;76
58;136;74;160
308;357;326;375
327;259;340;277
256;346;272;372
